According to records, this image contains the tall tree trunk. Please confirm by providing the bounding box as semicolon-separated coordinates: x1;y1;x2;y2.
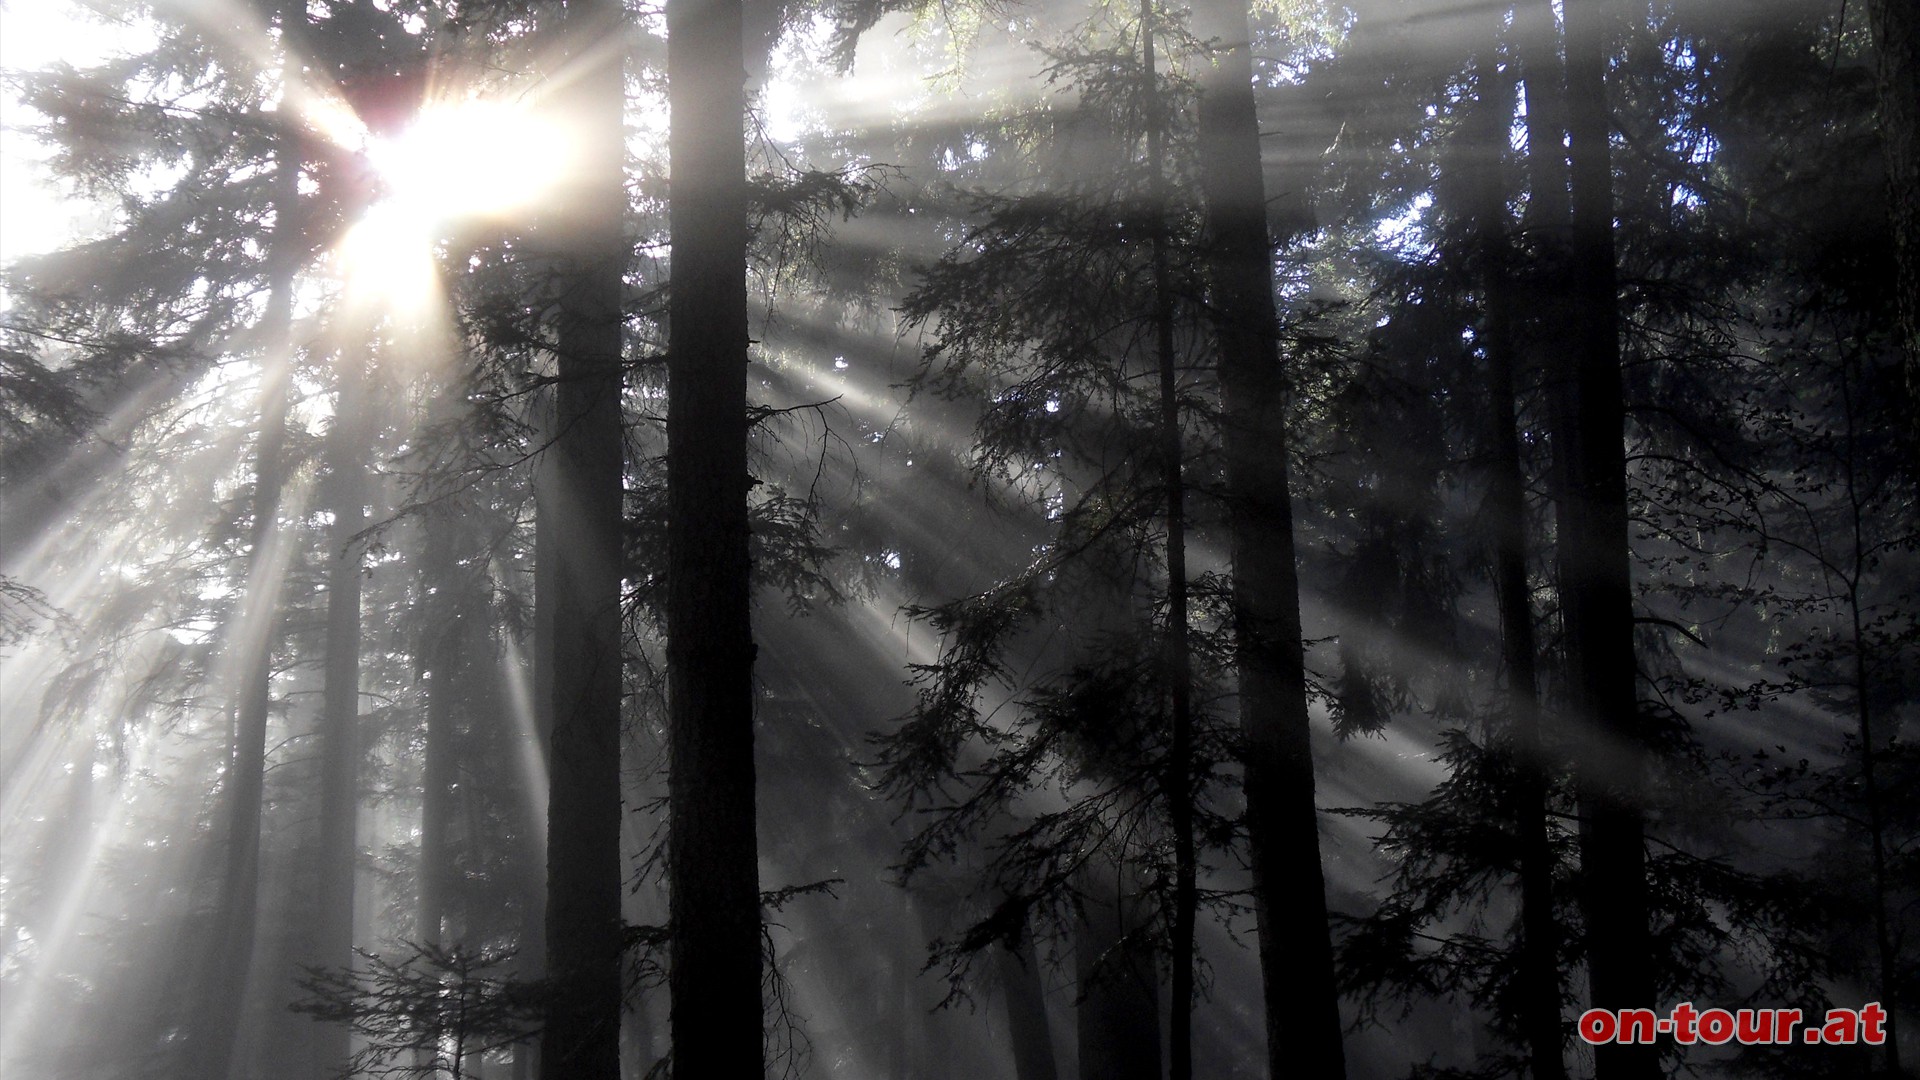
1460;46;1569;1080
1485;199;1571;1080
1139;8;1196;1079
190;5;307;1075
1556;5;1656;1080
1837;355;1905;1079
416;431;467;1080
419;495;464;955
1075;864;1161;1080
1512;0;1570;234
306;343;371;1080
997;922;1059;1080
538;0;628;1076
1188;1;1345;1076
1868;0;1920;418
664;0;762;1062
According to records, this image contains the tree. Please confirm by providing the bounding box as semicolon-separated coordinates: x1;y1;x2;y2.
11;0;1920;1075
1188;0;1347;1073
664;0;765;1065
1867;0;1920;416
1551;4;1658;1078
1460;45;1568;1080
861;12;1253;1079
536;1;629;1078
306;336;375;1080
294;942;540;1079
995;912;1061;1080
188;4;314;1075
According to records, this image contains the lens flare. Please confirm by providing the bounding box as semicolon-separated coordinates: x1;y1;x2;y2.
332;97;574;312
335;200;439;309
368;99;575;222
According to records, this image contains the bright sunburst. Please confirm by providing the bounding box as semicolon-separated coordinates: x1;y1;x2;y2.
331;96;576;309
368;99;574;219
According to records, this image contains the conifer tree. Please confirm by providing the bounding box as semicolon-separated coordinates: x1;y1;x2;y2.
1552;4;1657;1078
538;0;629;1075
1867;0;1920;415
1458;45;1568;1080
189;5;314;1075
307;337;374;1080
664;0;765;1063
1140;2;1199;1072
865;11;1234;1079
1188;0;1346;1072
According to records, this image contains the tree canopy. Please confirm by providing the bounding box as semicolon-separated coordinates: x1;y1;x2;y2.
1;1;1913;1079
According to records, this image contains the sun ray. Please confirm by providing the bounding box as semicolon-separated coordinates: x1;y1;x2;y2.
498;632;550;865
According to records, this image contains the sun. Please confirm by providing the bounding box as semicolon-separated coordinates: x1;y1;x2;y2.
367;99;575;221
331;97;576;310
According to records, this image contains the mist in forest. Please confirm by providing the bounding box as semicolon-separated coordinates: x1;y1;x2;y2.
1;0;1914;1078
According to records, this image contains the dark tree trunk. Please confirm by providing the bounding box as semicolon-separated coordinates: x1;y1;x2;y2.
1869;0;1920;416
1139;8;1195;1079
418;382;481;1080
1467;50;1568;1080
1555;5;1656;1080
997;925;1059;1080
306;344;371;1080
419;500;461;954
1188;0;1345;1076
1448;41;1572;1080
190;6;307;1073
1486;206;1571;1080
1512;0;1570;234
1075;865;1161;1080
538;0;628;1077
664;0;762;1064
1836;356;1906;1078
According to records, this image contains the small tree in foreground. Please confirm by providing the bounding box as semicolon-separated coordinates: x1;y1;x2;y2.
292;944;540;1080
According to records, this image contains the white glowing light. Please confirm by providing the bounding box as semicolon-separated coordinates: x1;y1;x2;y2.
366;100;573;222
336;200;438;309
1;2;149;265
333;97;573;311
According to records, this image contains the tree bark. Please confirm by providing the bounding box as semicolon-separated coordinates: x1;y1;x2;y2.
1555;5;1656;1080
307;343;371;1080
419;489;467;958
1139;8;1196;1079
538;0;628;1077
1188;1;1345;1076
1512;0;1570;234
664;0;763;1065
1868;0;1920;417
1470;61;1568;1080
1075;864;1161;1080
997;925;1059;1080
190;5;307;1075
1837;356;1905;1078
1485;202;1571;1080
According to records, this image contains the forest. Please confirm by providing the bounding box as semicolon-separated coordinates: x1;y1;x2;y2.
0;0;1914;1077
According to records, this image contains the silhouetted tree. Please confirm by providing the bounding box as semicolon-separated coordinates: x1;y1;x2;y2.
538;1;628;1078
1190;0;1347;1072
665;0;765;1064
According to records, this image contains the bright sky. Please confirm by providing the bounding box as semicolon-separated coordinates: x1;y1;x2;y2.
0;1;143;267
0;0;928;293
0;0;587;316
